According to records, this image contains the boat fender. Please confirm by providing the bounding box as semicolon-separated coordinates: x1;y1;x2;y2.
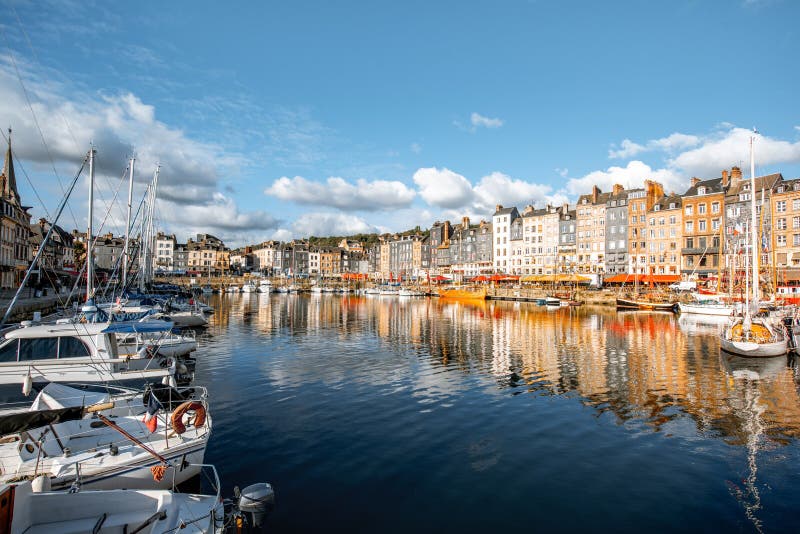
170;401;206;435
22;370;32;397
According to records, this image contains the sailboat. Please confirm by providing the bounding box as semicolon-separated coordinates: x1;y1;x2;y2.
719;134;788;358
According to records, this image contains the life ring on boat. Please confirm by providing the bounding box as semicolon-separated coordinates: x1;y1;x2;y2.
170;401;206;435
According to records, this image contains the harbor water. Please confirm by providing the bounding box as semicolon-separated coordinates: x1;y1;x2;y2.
195;293;800;532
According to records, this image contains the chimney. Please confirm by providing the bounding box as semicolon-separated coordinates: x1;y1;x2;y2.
612;184;624;195
731;166;742;184
495;204;503;213
721;169;729;187
462;216;470;229
691;177;701;188
39;217;46;228
563;202;569;212
592;185;601;203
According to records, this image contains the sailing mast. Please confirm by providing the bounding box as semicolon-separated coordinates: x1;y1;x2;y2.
121;153;135;294
86;145;95;302
750;133;758;311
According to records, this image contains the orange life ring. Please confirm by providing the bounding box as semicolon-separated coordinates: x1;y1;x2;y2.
170;401;206;434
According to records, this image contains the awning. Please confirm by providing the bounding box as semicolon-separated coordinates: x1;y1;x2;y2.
603;274;680;284
521;274;592;283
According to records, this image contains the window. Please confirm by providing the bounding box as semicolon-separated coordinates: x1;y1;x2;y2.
686;237;694;249
699;220;707;232
698;203;707;214
777;218;787;230
777;200;787;213
685;221;694;233
18;338;58;361
795;234;800;247
712;202;720;214
793;199;800;211
712;219;720;231
685;205;693;216
698;186;706;195
0;340;18;362
58;337;91;358
777;235;786;246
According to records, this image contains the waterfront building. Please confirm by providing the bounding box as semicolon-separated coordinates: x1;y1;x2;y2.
155;232;176;271
558;208;577;272
770;178;800;271
387;234;426;280
0;132;32;289
680;175;726;280
605;185;629;276
520;205;562;275
647;193;682;277
627;180;665;275
448;217;492;278
93;233;128;272
230;247;253;272
174;243;189;272
575;186;611;274
279;240;309;277
252;241;280;274
308;250;320;275
187;233;229;274
320;247;343;277
379;239;391;278
492;205;519;273
508;214;524;275
722;166;782;285
29;218;74;288
428;221;451;275
338;239;365;254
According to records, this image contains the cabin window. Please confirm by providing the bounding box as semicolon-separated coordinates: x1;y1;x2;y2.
0;340;18;362
58;337;91;358
18;338;58;361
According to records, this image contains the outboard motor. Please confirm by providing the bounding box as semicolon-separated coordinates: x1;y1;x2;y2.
782;316;797;351
236;483;276;528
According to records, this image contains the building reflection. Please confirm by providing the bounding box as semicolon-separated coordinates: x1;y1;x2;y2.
205;293;800;447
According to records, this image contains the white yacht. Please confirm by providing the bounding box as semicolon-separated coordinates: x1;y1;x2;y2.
258;279;273;293
0;321;176;387
0;383;211;491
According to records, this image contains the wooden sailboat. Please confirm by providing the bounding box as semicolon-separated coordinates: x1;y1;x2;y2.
719;134;788;358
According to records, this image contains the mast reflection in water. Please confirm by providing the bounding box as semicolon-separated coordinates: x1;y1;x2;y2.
195;294;800;533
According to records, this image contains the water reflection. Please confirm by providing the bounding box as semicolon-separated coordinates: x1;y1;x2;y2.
197;293;800;532
205;294;800;446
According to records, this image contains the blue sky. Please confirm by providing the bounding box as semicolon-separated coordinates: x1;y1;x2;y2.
1;0;799;246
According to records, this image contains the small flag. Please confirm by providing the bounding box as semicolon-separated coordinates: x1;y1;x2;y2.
733;223;743;236
142;392;163;433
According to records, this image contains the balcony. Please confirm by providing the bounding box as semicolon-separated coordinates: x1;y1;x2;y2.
681;247;719;255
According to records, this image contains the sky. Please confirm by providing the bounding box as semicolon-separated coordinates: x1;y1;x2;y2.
0;0;799;247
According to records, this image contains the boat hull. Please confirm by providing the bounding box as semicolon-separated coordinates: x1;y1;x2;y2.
677;302;737;316
438;287;487;301
616;297;676;312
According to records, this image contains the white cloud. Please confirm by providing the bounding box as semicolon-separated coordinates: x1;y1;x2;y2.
473;172;553;212
410;142;422;154
470;112;503;129
668;127;800;178
565;161;683;196
289;212;378;237
264;176;415;211
609;133;700;159
412;167;475;209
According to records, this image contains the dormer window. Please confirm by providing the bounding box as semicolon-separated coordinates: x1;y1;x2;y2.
669;203;676;209
777;186;785;193
653;205;660;211
698;187;706;195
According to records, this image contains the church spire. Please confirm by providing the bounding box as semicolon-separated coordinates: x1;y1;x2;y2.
1;128;19;202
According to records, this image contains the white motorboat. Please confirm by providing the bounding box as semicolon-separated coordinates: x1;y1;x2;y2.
241;281;257;293
224;285;240;294
117;329;197;359
0;464;274;534
0;321;175;387
0;384;211;490
258;280;273;293
310;286;323;294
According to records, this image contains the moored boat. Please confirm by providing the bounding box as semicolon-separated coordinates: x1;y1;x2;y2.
615;296;677;312
438;286;487;301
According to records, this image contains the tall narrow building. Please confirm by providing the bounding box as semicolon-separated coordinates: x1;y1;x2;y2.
0;131;32;288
